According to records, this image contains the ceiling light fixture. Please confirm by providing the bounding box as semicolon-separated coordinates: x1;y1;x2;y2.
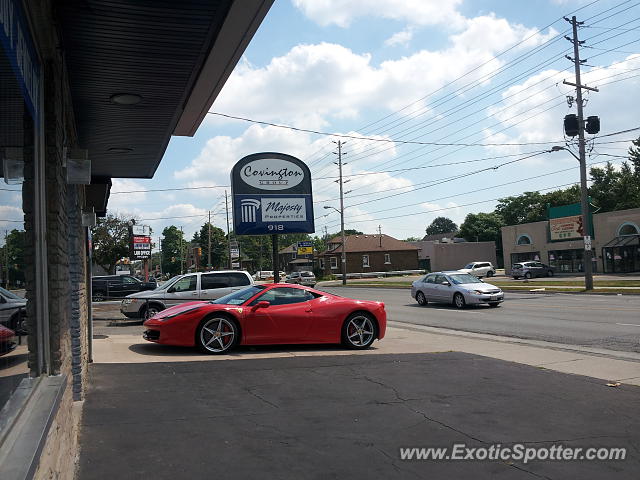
110;93;142;105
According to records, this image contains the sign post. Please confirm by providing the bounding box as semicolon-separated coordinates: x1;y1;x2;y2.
130;225;152;280
231;153;314;283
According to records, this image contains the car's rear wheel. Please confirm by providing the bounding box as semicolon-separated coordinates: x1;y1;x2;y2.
547;270;554;277
416;291;427;306
453;293;466;309
92;291;105;302
486;270;494;278
197;315;239;354
524;272;532;279
342;313;377;349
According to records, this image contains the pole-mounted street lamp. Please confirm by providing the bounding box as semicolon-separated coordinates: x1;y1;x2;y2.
324;205;347;285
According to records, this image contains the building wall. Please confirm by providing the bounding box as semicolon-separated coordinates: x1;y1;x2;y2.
430;242;497;272
501;208;640;274
322;250;419;275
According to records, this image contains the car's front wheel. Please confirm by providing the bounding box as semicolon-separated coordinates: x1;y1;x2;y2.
342;312;377;349
196;315;239;354
142;304;163;320
524;272;532;279
547;270;554;277
486;270;494;278
416;291;427;306
453;293;466;309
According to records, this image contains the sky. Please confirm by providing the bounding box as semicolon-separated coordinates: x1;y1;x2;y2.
3;0;640;249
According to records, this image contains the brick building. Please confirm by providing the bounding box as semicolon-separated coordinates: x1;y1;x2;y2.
0;1;272;477
317;234;419;276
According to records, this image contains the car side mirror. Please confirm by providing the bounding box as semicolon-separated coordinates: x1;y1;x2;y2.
442;281;451;286
252;300;270;311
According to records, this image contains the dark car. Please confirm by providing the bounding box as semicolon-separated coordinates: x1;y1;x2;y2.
511;262;554;279
0;287;27;334
91;275;157;301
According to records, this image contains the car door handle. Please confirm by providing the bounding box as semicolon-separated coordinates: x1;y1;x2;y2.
192;292;198;295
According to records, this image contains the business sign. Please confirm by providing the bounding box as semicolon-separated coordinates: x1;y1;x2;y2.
0;0;41;121
130;225;151;259
230;248;240;259
549;215;584;241
231;153;314;235
297;241;313;255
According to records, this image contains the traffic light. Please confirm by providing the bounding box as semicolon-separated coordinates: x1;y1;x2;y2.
564;114;579;136
585;116;600;134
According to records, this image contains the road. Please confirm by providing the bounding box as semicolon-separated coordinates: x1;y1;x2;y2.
320;287;640;353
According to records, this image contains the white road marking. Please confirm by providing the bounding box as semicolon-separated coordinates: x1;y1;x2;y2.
616;323;640;327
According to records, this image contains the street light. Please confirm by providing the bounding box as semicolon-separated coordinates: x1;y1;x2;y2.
324;205;347;285
550;145;594;290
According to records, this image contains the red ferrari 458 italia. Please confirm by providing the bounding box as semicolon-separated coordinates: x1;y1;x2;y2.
143;284;386;354
0;324;17;356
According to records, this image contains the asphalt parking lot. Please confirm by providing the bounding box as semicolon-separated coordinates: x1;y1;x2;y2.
78;351;640;479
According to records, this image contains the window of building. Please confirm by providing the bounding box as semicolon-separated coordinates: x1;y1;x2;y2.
384;253;391;264
617;222;640;237
318;258;325;269
330;257;338;269
292;252;296;259
516;234;532;245
362;255;370;267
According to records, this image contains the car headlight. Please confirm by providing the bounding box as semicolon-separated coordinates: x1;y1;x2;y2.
471;290;485;294
122;299;132;305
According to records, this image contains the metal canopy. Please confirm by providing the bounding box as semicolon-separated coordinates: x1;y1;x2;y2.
56;0;273;179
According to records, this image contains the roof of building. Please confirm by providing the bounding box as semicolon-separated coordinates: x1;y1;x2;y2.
321;234;419;254
421;232;461;242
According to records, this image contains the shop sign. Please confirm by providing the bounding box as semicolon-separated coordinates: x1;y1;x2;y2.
549;215;584;241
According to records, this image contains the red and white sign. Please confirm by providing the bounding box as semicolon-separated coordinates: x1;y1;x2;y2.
549;215;584;241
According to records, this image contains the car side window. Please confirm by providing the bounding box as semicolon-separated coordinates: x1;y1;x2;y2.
424;275;435;283
228;273;250;287
435;275;447;284
172;275;197;292
122;276;136;284
201;273;229;289
250;287;310;306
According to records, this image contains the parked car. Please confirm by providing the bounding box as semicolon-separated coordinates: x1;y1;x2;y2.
458;262;496;278
0;324;17;356
0;287;27;334
91;275;157;301
285;271;316;287
511;262;554;279
411;271;504;308
121;270;254;319
142;283;386;354
253;270;273;280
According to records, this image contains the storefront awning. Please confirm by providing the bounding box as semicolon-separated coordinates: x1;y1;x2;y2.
55;0;273;179
602;235;640;248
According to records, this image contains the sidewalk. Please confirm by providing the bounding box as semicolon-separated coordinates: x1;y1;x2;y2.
78;325;640;479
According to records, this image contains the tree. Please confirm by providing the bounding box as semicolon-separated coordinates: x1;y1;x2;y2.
403;236;420;242
458;212;505;248
495;187;580;226
193;223;228;269
92;214;133;274
425;217;457;235
161;226;185;277
0;229;26;287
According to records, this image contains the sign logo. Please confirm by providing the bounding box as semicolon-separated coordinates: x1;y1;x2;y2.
240;159;304;191
550;215;584;241
240;199;261;223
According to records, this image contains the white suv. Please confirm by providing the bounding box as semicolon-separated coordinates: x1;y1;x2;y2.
121;270;254;319
458;262;496;278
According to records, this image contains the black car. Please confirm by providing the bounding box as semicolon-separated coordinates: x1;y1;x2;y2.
91;275;157;301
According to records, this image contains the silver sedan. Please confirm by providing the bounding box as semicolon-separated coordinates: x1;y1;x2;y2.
411;271;504;308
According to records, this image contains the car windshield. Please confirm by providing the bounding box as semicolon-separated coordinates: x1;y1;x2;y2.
301;272;313;277
211;285;266;305
463;263;474;269
0;286;23;300
448;274;483;285
155;275;182;291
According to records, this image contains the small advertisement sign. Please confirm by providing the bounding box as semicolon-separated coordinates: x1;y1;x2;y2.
549;215;584;241
130;225;152;259
297;240;313;255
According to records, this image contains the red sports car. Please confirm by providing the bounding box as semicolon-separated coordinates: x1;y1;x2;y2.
0;324;17;356
143;284;386;354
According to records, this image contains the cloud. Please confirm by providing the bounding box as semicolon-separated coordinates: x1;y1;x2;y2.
385;28;414;47
292;0;465;28
0;205;23;230
108;179;147;211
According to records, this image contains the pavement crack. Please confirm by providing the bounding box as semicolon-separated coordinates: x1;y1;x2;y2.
246;386;279;409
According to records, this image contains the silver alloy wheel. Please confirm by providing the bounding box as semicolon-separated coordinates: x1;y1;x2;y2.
346;315;375;347
454;293;465;309
525;272;532;279
200;317;236;353
92;292;104;302
144;305;161;319
416;291;427;306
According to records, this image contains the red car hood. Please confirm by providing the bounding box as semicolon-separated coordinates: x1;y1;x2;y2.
145;301;208;321
0;324;15;339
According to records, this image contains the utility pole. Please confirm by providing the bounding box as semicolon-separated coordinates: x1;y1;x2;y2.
333;140;347;285
207;210;212;270
225;190;232;269
378;225;382;248
564;15;597;291
180;226;184;275
4;231;8;289
158;236;163;277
